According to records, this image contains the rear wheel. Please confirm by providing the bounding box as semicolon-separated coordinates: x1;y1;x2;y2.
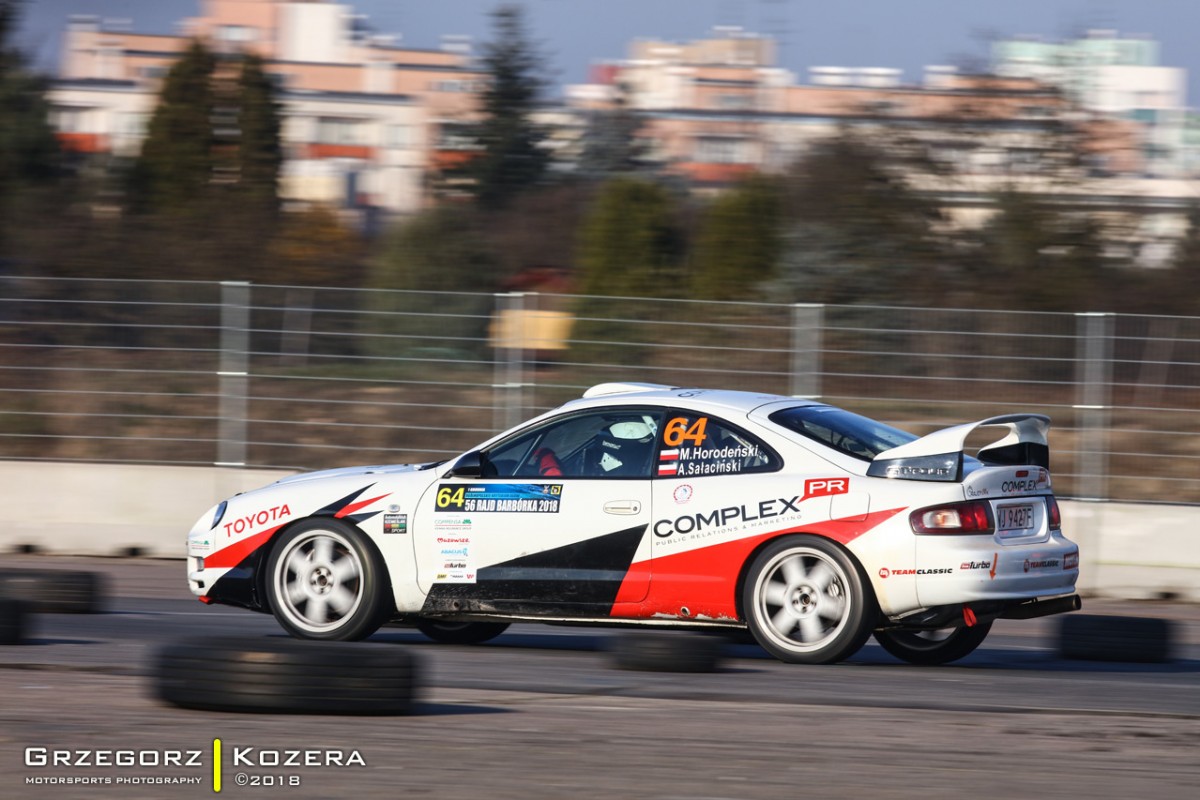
415;620;510;645
875;622;993;665
742;535;876;664
265;519;391;641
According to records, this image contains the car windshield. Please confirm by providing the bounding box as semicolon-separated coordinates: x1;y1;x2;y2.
769;405;918;461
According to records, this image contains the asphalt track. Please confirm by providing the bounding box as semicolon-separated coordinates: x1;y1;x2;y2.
2;555;1198;800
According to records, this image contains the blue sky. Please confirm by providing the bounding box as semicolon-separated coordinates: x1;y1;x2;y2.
14;0;1200;105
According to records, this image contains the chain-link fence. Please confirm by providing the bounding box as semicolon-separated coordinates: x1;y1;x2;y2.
3;275;1198;503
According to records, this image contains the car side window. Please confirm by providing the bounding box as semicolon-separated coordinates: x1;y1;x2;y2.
654;411;780;478
483;409;665;479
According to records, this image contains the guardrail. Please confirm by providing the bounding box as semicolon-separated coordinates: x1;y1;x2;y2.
3;275;1199;503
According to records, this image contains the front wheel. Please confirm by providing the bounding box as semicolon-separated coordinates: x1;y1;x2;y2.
265;518;391;641
874;622;993;665
741;535;876;664
415;620;510;645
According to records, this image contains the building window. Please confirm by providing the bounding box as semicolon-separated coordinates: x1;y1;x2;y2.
863;100;901;116
715;93;752;110
317;118;365;146
118;112;148;138
695;136;750;164
217;25;255;44
387;124;411;149
437;122;476;150
431;79;475;93
50;106;91;134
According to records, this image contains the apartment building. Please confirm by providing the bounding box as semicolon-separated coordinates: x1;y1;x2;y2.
567;28;1194;263
992;29;1199;179
48;0;484;213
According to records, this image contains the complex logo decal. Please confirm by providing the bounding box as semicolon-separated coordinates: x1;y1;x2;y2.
1001;469;1051;494
672;484;694;504
654;496;801;538
435;483;561;513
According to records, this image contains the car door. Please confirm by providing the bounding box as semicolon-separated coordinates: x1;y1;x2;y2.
647;409;789;619
412;407;664;615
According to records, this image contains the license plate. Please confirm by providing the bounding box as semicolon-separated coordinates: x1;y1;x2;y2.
997;504;1034;531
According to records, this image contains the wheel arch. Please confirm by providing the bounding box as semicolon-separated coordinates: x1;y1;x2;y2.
733;531;878;624
255;514;396;618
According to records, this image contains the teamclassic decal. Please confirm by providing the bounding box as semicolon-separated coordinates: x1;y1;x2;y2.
435;483;562;513
879;567;953;578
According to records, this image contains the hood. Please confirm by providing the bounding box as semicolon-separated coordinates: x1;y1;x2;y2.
272;462;435;486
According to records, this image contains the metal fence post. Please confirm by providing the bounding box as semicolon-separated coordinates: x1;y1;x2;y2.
790;303;824;399
217;281;250;467
1074;312;1113;500
493;291;524;432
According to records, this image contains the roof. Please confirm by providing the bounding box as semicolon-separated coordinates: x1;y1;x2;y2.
573;382;819;415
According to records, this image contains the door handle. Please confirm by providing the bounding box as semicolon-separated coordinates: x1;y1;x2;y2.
603;500;642;515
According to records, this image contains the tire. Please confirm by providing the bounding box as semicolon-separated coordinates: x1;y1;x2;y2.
415;620;510;645
0;569;105;614
154;637;418;714
875;622;993;665
608;631;726;672
1057;613;1173;663
264;518;392;641
0;598;30;645
741;535;876;665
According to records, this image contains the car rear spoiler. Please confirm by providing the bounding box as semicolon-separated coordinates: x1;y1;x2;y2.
867;414;1050;482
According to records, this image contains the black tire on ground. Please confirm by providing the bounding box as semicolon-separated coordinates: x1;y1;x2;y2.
153;637;419;714
0;569;105;614
264;518;393;641
608;631;726;672
874;621;994;665
0;598;30;645
1057;613;1173;663
415;620;511;645
741;535;877;665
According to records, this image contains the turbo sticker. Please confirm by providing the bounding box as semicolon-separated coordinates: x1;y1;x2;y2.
435;483;562;513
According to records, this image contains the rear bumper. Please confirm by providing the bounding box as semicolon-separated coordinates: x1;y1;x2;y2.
912;529;1079;608
883;593;1080;629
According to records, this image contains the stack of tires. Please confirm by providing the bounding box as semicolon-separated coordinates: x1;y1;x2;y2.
0;568;106;645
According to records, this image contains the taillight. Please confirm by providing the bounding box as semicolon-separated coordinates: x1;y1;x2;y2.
910;501;994;534
1046;496;1062;530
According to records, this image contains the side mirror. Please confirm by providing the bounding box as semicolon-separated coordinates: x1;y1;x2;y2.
445;451;484;478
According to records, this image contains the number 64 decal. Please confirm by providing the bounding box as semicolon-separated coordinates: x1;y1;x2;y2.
663;417;708;447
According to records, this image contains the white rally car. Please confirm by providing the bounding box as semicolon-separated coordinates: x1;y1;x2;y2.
187;383;1080;665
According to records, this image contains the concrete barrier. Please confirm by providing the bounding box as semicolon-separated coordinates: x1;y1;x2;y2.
0;462;294;559
1;463;1197;601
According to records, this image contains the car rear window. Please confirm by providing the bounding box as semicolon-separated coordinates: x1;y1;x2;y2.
769;406;917;461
